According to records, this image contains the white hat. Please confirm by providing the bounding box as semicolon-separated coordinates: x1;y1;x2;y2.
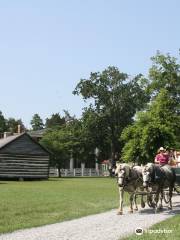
159;147;165;151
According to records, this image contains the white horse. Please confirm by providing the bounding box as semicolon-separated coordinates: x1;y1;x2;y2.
115;163;145;215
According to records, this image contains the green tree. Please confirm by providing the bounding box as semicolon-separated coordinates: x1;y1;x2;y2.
79;107;111;165
45;113;65;129
30;114;44;131
148;51;180;113
73;66;149;161
6;118;25;133
41;119;81;176
121;51;180;164
0;111;7;134
121;89;179;164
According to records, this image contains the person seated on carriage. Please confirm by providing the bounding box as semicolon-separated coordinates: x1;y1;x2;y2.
175;151;180;167
166;147;177;166
154;147;169;166
154;147;176;182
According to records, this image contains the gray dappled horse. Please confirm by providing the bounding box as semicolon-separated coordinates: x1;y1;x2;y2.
142;163;176;213
115;163;145;215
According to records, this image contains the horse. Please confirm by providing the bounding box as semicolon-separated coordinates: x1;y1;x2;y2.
142;163;176;212
115;163;145;215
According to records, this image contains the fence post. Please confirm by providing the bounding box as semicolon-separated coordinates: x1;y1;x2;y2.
74;168;76;177
81;163;85;177
89;168;92;177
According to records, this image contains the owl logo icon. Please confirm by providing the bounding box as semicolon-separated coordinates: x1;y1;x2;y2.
135;227;143;235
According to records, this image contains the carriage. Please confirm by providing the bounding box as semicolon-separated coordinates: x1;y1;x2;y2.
134;166;180;209
115;163;180;215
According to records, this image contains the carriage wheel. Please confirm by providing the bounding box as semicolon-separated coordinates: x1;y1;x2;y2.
163;190;170;204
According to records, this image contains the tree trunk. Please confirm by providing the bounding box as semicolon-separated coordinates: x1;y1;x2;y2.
57;167;61;178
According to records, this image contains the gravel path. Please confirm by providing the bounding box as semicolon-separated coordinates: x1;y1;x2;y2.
0;195;180;240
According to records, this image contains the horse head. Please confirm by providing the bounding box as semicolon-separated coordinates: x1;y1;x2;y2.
115;163;131;187
142;163;154;188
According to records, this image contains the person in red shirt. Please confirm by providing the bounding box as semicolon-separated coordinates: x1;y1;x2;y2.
154;147;169;166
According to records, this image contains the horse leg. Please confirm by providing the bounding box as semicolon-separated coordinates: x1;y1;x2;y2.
154;189;160;213
133;194;138;211
158;189;163;210
141;195;145;208
168;186;173;210
117;187;124;215
129;193;134;213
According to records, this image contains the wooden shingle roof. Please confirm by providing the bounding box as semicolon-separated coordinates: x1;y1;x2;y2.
0;134;23;149
0;132;51;154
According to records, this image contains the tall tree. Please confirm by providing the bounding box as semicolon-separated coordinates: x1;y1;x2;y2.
45;113;65;129
30;114;44;131
73;66;149;162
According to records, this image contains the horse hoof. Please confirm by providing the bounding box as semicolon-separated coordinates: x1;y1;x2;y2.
117;211;123;215
141;202;145;208
134;207;138;211
154;209;158;214
128;210;133;213
168;206;172;210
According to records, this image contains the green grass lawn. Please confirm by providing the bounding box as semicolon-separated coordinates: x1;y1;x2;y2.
0;177;128;234
122;215;180;240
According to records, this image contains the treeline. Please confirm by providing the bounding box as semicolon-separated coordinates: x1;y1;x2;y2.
0;112;25;135
1;51;180;169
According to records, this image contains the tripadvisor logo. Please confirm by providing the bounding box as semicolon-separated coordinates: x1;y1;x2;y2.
135;227;143;235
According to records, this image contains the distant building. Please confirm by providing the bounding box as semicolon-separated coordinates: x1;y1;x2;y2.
0;132;50;180
28;129;47;142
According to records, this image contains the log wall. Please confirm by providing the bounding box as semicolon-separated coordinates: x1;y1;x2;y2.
0;154;49;179
0;134;50;179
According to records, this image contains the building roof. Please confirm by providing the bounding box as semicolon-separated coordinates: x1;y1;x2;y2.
0;132;51;154
28;129;47;138
0;134;23;149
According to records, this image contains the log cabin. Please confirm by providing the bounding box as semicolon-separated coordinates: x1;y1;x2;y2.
0;132;50;180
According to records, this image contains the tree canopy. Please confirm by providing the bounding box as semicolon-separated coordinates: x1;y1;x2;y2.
73;66;149;162
30;114;44;131
121;52;180;164
0;111;25;135
45;113;65;129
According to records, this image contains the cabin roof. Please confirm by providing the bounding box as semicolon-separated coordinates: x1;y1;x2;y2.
0;134;22;149
0;132;51;154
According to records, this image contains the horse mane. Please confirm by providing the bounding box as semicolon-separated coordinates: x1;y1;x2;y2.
115;163;130;177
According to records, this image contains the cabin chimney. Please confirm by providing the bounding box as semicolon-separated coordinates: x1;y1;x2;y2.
4;132;12;138
18;124;21;134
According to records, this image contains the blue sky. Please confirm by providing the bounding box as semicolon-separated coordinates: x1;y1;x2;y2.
0;0;180;128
